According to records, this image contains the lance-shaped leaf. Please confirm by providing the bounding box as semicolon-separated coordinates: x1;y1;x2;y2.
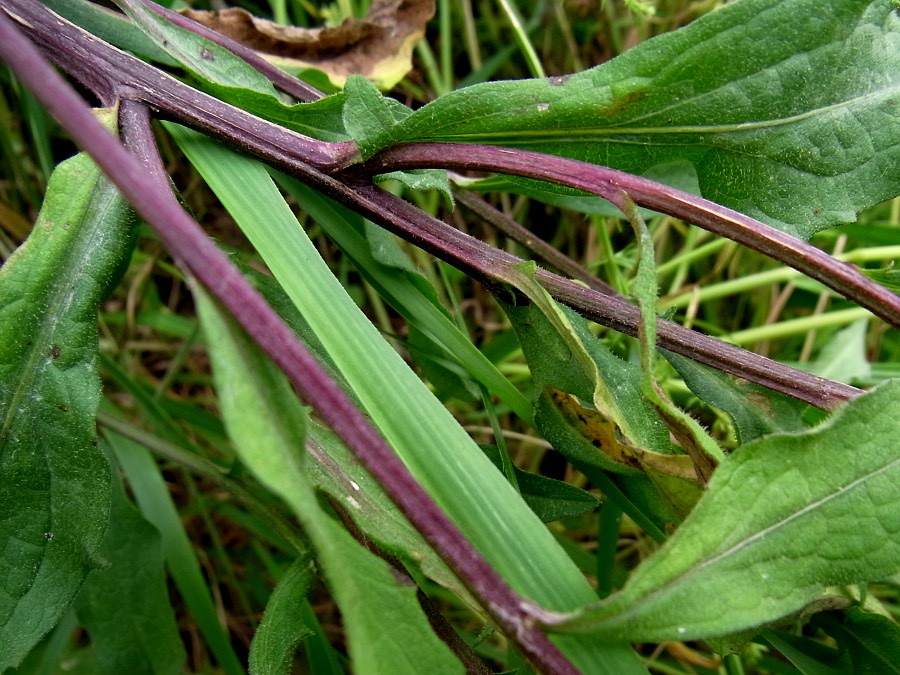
168;124;646;673
0;109;135;668
74;454;186;675
551;378;900;642
194;284;465;675
248;556;315;675
383;0;900;239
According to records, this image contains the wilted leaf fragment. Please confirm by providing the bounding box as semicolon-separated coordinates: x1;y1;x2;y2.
389;0;900;238
0;114;135;668
181;0;435;89
555;379;900;642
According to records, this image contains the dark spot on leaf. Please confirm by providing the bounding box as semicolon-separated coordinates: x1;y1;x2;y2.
200;47;214;60
43;532;54;541
49;345;61;359
597;90;645;117
57;404;68;413
592;439;601;448
814;208;821;216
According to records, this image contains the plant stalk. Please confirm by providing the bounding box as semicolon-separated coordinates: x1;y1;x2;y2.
0;12;576;673
368;143;900;333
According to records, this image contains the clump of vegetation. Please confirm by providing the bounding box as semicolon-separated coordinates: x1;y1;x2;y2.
2;0;900;673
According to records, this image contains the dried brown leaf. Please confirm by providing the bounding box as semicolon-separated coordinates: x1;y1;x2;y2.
180;0;434;88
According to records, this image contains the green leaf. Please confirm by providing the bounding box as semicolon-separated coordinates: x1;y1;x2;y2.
342;76;452;204
42;0;178;66
271;173;533;424
809;319;872;385
663;351;806;444
763;629;849;675
113;0;349;142
74;454;186;675
105;430;245;675
168;125;647;673
249;557;315;675
819;607;900;673
387;0;900;238
624;196;724;485
502;295;684;532
479;445;599;523
555;379;900;642
194;285;465;675
0;111;136;668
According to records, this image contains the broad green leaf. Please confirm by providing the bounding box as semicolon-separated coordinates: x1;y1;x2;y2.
168;124;647;673
74;455;186;675
113;0;349;142
249;557;315;675
555;379;900;642
194;285;465;675
663;351;806;444
0;113;135;668
384;0;900;239
819;607;900;673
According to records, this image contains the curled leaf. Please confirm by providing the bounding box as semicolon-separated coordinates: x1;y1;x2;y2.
180;0;435;89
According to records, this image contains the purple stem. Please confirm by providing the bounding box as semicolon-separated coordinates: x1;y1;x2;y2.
143;0;325;103
5;0;355;168
453;186;615;295
0;10;577;673
11;0;861;408
368;143;900;332
337;177;860;410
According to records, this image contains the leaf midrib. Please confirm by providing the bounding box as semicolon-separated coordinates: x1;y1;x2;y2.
594;432;899;630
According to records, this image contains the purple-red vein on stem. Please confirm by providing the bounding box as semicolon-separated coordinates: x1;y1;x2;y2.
366;143;900;332
8;0;861;409
0;10;579;674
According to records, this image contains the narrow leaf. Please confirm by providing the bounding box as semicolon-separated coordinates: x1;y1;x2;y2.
168;124;646;673
663;350;806;444
74;455;186;675
249;557;315;675
0;112;135;668
194;284;465;675
554;379;900;642
386;0;900;238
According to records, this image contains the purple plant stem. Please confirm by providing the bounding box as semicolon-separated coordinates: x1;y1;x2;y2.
4;0;355;169
0;11;577;674
368;143;900;332
453;186;615;294
142;0;325;103
11;0;860;408
337;178;860;410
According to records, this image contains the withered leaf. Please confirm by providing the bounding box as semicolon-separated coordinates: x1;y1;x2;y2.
180;0;434;89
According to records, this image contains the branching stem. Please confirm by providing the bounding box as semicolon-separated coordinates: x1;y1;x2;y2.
0;10;577;673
